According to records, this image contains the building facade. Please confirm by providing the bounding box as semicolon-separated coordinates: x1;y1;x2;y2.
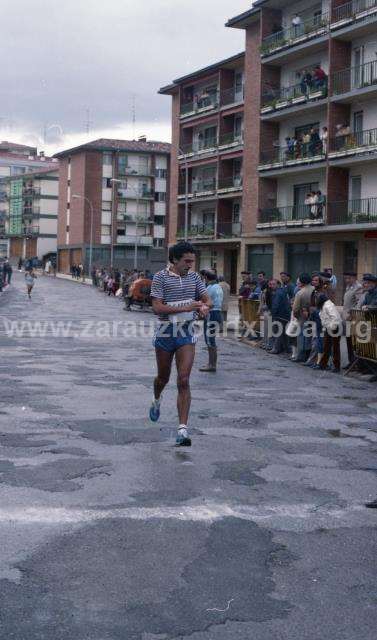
160;53;245;292
55;138;170;274
162;0;377;292
0;143;58;258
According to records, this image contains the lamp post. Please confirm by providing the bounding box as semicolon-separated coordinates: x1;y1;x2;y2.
110;178;143;270
173;143;189;241
72;194;94;279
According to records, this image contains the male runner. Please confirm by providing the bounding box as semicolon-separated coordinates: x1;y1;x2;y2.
149;242;211;446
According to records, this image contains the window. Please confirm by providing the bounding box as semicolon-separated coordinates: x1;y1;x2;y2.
103;153;112;165
118;155;128;174
117;201;126;213
295;122;320;139
101;225;111;235
153;238;164;248
155;168;167;179
154;215;165;225
102;201;112;211
117;228;125;236
232;203;241;224
247;244;274;277
102;177;112;188
155;192;166;202
235;72;243;95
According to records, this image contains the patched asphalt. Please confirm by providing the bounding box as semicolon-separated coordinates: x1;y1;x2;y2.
0;273;376;639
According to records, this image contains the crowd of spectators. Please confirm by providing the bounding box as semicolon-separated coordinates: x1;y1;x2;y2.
0;257;12;291
239;268;377;375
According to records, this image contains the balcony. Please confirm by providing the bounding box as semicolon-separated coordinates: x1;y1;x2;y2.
332;60;377;97
23;206;40;216
218;131;243;150
177;224;215;240
261;81;327;115
259;141;326;172
217;176;243;194
117;235;153;246
118;165;151;177
328;197;377;224
180;92;219;118
179;138;218;158
7;225;40;237
177;221;242;240
117;187;154;200
123;214;154;224
257;203;326;229
329;127;377;161
332;0;377;29
257;197;377;229
23;186;41;196
260;12;329;58
220;86;244;107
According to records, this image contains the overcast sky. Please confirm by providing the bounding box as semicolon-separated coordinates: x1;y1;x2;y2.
1;0;248;154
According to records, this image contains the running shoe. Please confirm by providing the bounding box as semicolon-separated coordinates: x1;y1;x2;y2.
175;428;191;447
149;399;161;422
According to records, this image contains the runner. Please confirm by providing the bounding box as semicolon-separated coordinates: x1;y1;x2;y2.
25;268;37;299
149;242;211;446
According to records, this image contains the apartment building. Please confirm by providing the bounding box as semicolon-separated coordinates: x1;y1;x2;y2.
0;142;57;258
159;53;245;292
0;168;59;260
162;0;377;291
229;0;377;282
55;138;170;274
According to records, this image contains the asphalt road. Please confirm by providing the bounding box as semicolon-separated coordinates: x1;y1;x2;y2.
0;272;376;640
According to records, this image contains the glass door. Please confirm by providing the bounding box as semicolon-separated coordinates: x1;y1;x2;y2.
353;46;364;88
350;175;362;217
353;111;363;146
293;182;319;219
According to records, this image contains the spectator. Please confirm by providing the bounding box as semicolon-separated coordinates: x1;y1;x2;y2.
292;13;303;36
361;273;377;309
239;271;252;299
316;190;326;218
321;127;328;155
309;127;321;156
280;272;295;300
18;257;23;271
218;275;230;324
292;273;314;362
342;271;363;369
323;266;337;290
317;293;342;372
313;65;327;90
302;130;311;156
199;271;223;373
310;191;319;218
265;278;291;354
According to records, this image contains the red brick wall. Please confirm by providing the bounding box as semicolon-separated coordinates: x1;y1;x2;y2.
69;153;86;245
258;177;278;212
85;151;102;245
243;20;262;235
169;90;180;244
260;7;282;39
329;38;351;94
326;167;349;223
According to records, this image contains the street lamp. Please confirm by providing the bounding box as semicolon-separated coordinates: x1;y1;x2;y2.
172;142;189;242
72;194;94;278
110;178;143;270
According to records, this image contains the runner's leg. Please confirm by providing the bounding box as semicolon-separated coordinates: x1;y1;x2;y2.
175;344;195;426
154;347;174;400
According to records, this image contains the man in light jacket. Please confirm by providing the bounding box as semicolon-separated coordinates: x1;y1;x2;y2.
343;271;363;369
218;275;230;323
317;293;342;372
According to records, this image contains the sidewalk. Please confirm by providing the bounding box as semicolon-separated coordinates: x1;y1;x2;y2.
56;272;93;286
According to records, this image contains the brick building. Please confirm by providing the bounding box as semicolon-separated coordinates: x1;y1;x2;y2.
0;167;59;261
54;138;170;274
0;142;57;258
161;0;377;292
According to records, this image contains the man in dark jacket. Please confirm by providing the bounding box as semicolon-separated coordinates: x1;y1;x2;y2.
361;274;377;309
267;278;291;354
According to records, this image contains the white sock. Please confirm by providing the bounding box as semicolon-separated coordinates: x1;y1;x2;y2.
153;396;161;406
178;425;188;437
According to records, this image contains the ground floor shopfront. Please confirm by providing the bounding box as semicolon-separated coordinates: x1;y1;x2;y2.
7;235;56;262
191;241;241;293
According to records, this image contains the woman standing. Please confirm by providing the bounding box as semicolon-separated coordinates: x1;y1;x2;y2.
317;293;342;373
25;268;37;299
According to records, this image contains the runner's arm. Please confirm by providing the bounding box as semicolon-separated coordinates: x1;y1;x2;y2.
151;298;203;316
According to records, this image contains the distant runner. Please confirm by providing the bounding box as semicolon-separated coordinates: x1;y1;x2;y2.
149;242;211;446
25;268;37;299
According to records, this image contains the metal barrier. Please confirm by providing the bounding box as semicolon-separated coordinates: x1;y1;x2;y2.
350;309;377;363
239;299;261;336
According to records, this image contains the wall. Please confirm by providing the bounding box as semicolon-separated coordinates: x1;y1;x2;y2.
276;170;327;206
349;163;377;199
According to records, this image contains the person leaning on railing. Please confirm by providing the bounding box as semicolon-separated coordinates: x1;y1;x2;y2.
360;274;377;310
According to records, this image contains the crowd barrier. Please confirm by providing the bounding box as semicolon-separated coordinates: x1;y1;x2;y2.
239;299;261;334
350;308;377;364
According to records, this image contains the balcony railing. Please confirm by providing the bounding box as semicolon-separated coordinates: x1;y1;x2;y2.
260;12;329;57
329;127;377;156
117;188;154;199
23;206;40;216
261;80;327;111
118;165;151;177
217;176;243;191
7;225;40;237
332;60;377;95
258;203;326;227
218;131;243;148
220;87;244;106
328;197;377;224
332;0;377;24
177;224;215;239
177;221;242;240
259;141;326;169
23;186;41;196
179;138;218;156
180;92;219;117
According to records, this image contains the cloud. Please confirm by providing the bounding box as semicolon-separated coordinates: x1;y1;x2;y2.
0;0;247;152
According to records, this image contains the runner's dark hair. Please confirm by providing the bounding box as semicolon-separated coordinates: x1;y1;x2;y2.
168;242;196;263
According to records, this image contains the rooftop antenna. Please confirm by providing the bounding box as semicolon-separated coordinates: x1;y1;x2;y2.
84;108;93;137
132;94;136;140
